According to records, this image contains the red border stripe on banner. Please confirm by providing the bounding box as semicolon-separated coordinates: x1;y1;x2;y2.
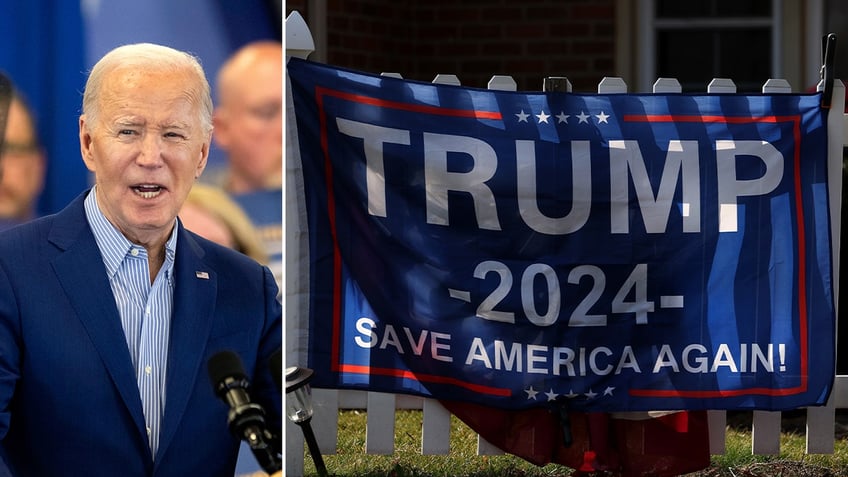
316;89;810;400
338;364;513;396
625;113;808;398
316;86;510;397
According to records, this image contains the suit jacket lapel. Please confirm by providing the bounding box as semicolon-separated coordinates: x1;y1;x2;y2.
48;195;151;456
155;229;217;460
48;195;219;463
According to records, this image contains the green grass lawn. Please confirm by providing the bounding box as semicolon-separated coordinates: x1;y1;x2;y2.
297;410;848;477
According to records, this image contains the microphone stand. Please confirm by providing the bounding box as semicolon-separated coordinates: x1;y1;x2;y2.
228;396;282;473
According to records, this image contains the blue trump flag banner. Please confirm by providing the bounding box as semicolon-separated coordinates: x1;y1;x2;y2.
287;57;835;412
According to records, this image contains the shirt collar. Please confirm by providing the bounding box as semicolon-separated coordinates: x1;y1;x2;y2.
85;186;179;278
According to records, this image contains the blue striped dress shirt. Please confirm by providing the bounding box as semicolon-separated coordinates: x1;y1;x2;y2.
84;188;177;458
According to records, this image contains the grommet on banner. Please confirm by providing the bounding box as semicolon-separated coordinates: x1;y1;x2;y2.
820;33;837;109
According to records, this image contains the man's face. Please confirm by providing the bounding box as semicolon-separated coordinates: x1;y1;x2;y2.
0;98;45;221
213;55;282;192
79;67;209;246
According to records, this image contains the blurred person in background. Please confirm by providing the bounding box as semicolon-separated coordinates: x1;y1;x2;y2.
180;183;268;264
0;88;45;230
208;40;283;286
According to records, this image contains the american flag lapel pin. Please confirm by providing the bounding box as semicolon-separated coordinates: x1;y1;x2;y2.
195;271;210;279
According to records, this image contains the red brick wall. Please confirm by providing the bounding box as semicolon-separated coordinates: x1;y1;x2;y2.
286;0;615;92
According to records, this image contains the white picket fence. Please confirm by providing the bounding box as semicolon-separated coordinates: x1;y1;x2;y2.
284;10;848;477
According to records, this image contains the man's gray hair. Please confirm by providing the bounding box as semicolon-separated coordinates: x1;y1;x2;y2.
81;43;213;134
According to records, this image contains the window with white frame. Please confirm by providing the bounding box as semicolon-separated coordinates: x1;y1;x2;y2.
654;0;774;92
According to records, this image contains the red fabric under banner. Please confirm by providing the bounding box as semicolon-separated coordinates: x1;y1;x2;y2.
442;401;710;476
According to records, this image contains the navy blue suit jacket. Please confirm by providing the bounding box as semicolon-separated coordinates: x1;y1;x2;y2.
0;191;282;476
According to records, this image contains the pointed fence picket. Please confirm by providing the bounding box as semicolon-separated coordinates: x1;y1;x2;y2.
284;10;848;477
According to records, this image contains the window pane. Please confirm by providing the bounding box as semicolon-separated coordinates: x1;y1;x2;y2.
657;29;770;92
657;0;770;18
715;0;771;17
719;29;771;91
656;0;711;17
657;31;715;91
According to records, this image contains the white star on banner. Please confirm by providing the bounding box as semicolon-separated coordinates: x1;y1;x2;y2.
565;389;579;399
525;386;539;400
516;110;530;122
545;389;559;401
595;111;610;124
536;110;550;123
603;387;615;396
584;389;598;399
576;111;590;123
556;112;570;123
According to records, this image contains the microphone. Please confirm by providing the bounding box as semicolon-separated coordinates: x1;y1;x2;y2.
207;350;282;473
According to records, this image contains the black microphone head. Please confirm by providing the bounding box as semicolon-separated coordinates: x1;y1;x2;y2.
208;350;248;397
